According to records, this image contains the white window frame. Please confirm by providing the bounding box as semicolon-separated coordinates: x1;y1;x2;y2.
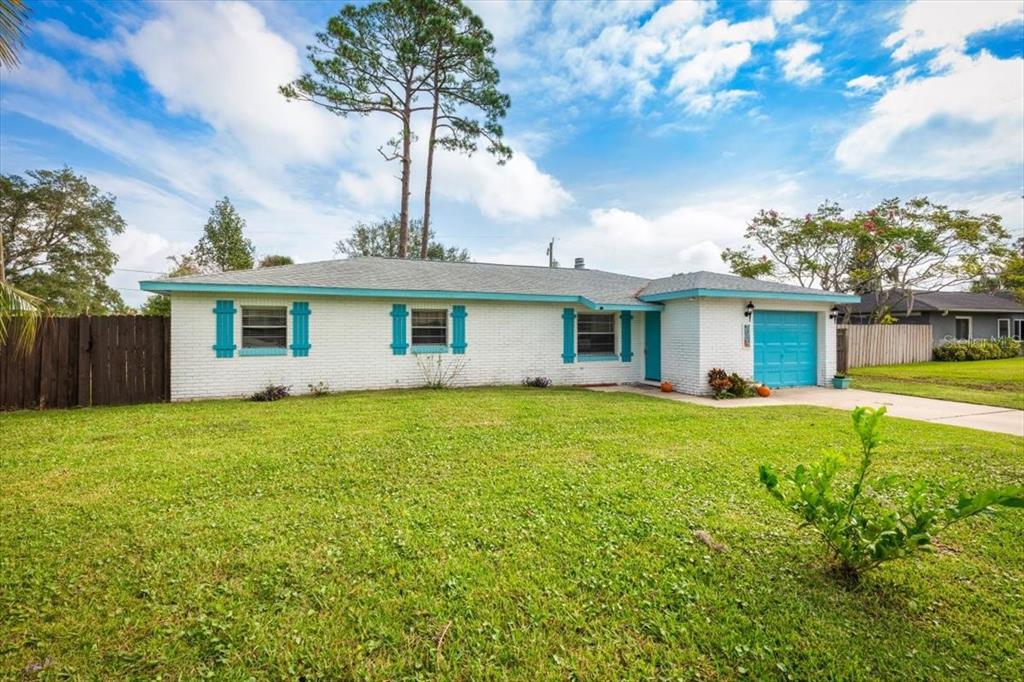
576;312;617;356
241;305;288;349
954;316;972;341
1014;319;1024;341
410;308;448;347
997;318;1011;338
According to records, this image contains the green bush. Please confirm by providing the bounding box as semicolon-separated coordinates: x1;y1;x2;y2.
707;368;757;398
933;337;1021;361
759;406;1023;581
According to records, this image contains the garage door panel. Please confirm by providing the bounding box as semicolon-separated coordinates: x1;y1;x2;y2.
753;311;817;387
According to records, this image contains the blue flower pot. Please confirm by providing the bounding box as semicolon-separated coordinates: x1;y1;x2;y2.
832;376;851;389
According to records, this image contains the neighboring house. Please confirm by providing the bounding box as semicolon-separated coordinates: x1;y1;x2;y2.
140;257;857;401
848;291;1024;345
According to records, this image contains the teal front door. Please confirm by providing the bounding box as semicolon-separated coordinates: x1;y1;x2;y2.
754;311;817;387
644;311;661;381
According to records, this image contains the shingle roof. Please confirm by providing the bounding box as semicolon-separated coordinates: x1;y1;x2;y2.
150;256;652;306
851;290;1024;314
639;270;839;297
142;256;856;305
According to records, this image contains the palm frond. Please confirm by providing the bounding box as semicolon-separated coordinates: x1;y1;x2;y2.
0;281;44;354
0;0;30;70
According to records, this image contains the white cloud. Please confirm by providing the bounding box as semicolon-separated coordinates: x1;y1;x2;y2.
845;74;886;93
885;0;1023;61
836;50;1024;180
770;0;809;25
512;178;804;277
777;40;823;84
524;1;777;115
124;0;349;166
433;145;572;221
34;20;125;66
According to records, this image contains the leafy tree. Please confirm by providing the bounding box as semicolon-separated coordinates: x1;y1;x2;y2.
971;237;1024;302
1;168;127;315
721;201;859;291
259;254;295;268
847;198;1010;319
0;0;29;69
282;0;436;258
419;0;510;259
723;198;1011;320
335;214;469;261
193;197;254;271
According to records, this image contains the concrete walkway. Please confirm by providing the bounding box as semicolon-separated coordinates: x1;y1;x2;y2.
588;384;1024;437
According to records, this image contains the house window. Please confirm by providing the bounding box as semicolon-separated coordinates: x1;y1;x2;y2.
411;309;447;346
242;306;287;348
998;318;1010;338
954;316;972;341
1014;319;1024;341
577;313;615;355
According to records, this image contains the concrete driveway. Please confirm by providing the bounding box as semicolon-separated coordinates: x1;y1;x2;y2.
589;384;1024;437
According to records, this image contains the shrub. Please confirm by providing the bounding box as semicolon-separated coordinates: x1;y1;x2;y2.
416;354;467;389
933;337;1021;361
523;376;552;388
708;368;756;398
250;384;290;402
727;373;757;398
307;381;331;397
759;406;1023;581
707;368;732;396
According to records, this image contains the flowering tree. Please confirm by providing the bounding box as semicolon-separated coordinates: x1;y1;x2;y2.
722;198;1011;321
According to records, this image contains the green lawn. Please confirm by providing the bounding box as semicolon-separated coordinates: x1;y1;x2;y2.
2;388;1022;679
850;357;1024;410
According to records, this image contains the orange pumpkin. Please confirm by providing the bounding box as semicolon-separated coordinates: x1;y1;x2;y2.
660;381;673;393
757;385;771;397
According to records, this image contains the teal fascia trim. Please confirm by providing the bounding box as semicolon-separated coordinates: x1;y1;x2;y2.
139;281;661;311
212;299;236;358
239;347;287;357
290;301;311;357
451;305;467;354
411;344;449;354
562;308;576;363
578;354;618;362
619;310;633;362
390;304;409;355
639;288;860;304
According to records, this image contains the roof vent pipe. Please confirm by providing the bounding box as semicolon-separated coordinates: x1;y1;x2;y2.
574;257;585;269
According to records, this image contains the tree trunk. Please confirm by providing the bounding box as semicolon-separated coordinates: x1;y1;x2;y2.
421;84;440;261
398;93;413;259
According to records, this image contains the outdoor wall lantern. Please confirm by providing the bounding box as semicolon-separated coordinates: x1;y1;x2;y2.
829;305;840;320
744;301;755;319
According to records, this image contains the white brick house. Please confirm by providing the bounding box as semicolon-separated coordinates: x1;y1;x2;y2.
140;257;857;401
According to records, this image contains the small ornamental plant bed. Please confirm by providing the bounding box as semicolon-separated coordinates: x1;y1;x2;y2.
1;388;1022;679
707;367;759;399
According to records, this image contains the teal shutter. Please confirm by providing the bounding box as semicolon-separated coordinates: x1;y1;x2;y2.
290;302;311;357
390;304;408;355
562;308;576;363
451;305;467;354
620;311;633;361
212;300;236;358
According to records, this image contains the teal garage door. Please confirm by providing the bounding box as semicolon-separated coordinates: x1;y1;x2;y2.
754;311;817;387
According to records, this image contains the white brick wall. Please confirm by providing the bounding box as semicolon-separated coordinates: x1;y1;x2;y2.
169;294;837;400
660;297;836;395
169;294;646;400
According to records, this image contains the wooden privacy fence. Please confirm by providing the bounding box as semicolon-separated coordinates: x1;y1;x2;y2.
836;324;932;371
0;316;169;410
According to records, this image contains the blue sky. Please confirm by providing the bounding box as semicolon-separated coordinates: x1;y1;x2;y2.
2;0;1022;307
